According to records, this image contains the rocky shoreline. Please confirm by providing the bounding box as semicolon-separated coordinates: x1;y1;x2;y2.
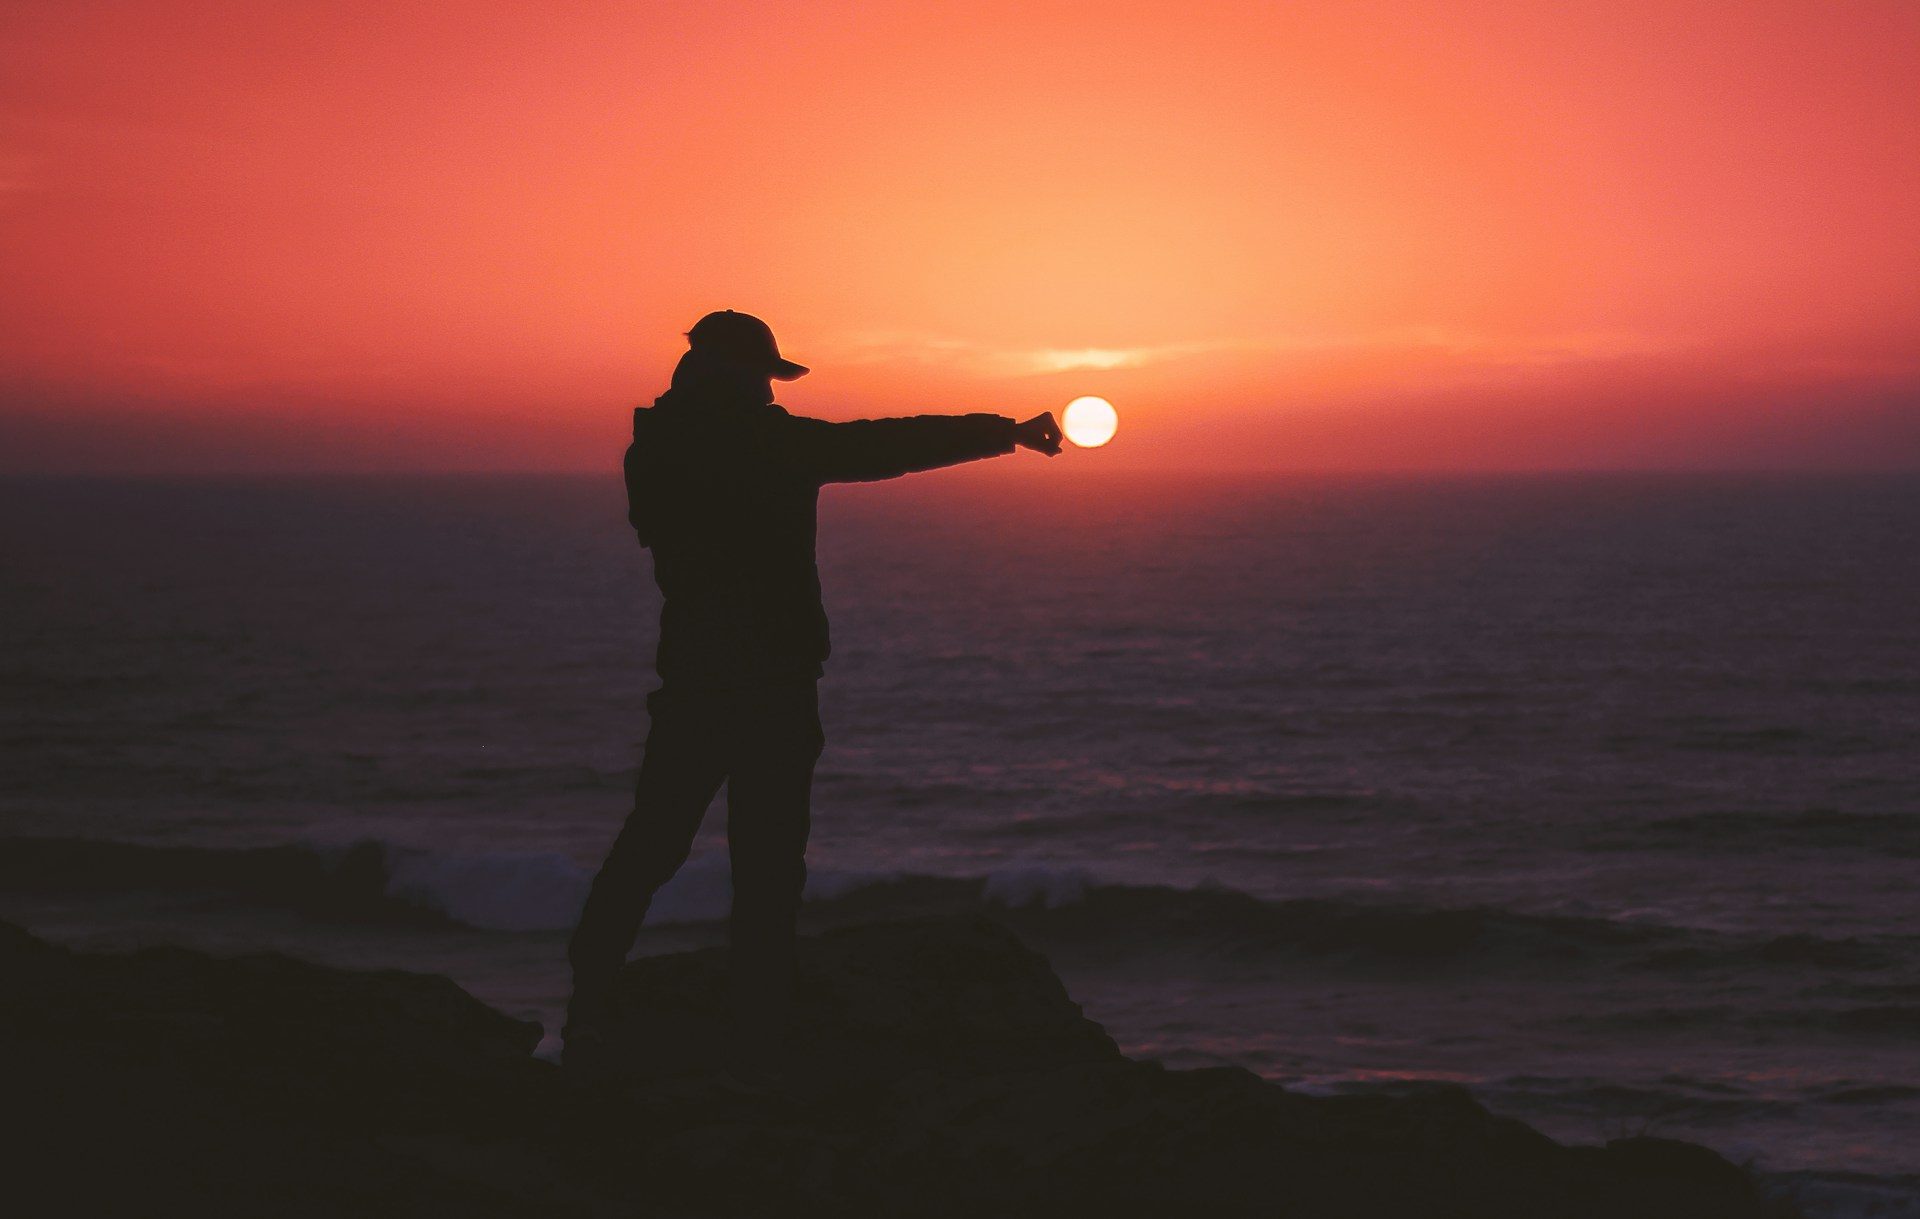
3;915;1780;1217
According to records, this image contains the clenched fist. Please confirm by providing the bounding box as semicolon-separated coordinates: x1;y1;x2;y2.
1013;412;1063;456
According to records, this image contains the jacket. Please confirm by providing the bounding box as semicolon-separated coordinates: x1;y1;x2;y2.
625;390;1016;686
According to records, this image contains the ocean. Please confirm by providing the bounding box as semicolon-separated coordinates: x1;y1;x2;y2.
3;469;1916;1212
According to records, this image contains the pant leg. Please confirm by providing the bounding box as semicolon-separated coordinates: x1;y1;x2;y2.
566;687;727;1026
723;681;825;1058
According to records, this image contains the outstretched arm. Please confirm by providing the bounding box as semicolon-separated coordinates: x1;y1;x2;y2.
789;411;1061;483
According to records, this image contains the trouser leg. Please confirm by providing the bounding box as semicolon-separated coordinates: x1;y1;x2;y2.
566;688;725;1028
723;682;824;1060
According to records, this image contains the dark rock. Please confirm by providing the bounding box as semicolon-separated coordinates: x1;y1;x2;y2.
607;914;1120;1086
0;917;1770;1218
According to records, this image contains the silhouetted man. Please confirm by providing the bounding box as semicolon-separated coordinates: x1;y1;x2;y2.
565;311;1061;1077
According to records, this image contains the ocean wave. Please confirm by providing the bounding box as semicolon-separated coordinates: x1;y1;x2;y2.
980;864;1091;908
382;847;589;931
1814;1084;1920;1106
0;835;905;934
1569;1005;1920;1040
3;835;1912;978
1634;932;1901;972
1479;1075;1785;1122
0;834;443;925
1761;1173;1920;1219
966;875;1686;963
1591;809;1920;857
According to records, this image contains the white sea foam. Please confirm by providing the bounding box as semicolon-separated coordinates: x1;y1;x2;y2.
983;864;1092;909
385;847;593;932
640;854;733;926
378;844;909;931
806;865;906;901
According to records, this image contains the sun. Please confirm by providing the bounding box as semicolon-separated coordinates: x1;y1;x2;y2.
1063;396;1118;448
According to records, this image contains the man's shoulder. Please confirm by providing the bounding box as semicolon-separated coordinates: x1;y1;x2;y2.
633;401;797;432
769;405;847;431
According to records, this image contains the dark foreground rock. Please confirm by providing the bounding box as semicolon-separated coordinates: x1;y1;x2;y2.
1;917;1774;1217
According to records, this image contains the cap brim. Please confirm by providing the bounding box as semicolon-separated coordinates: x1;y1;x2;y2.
770;359;809;381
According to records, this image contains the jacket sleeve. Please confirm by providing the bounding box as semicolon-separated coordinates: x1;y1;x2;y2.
623;407;664;547
784;413;1018;484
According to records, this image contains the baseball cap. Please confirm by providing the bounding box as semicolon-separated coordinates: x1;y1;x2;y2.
686;310;809;381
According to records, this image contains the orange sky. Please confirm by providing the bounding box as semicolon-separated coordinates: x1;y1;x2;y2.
2;0;1916;472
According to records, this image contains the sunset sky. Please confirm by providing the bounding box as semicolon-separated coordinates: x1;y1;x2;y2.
2;0;1915;472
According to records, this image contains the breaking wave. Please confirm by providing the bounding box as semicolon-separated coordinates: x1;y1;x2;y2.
0;835;905;933
6;835;1912;978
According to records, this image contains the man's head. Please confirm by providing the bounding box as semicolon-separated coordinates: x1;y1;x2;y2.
686;311;809;382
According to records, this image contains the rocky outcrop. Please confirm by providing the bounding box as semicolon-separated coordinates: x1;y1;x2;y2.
1;917;1771;1217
